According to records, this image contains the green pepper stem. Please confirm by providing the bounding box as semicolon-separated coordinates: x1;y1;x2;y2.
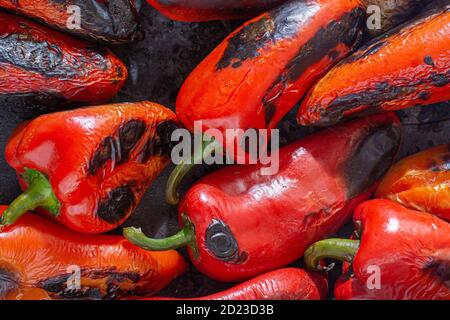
165;135;220;205
0;168;60;227
304;239;360;272
124;225;194;251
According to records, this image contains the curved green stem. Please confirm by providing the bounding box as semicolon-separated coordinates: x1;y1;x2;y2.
166;135;220;205
0;168;60;227
124;215;196;253
304;239;360;272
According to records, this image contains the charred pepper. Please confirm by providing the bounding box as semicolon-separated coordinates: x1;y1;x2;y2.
2;102;178;234
126;113;402;282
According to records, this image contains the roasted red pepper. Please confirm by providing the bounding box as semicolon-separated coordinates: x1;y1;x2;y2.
376;143;450;222
168;0;366;203
0;0;143;43
147;268;328;300
2;102;178;234
305;199;450;300
298;2;450;126
0;206;187;300
147;0;287;22
0;12;128;114
125;113;402;282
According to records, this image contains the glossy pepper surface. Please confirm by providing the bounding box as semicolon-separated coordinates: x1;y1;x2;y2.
147;268;328;300
2;102;178;234
0;0;143;43
147;0;286;22
298;2;450;126
0;12;127;113
125;113;402;282
0;206;187;300
305;199;450;300
376;143;450;222
176;0;365;160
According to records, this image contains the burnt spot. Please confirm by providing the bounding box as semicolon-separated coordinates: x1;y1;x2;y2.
141;120;180;162
344;122;402;198
96;185;135;224
38;268;143;300
431;73;449;87
345;40;389;64
423;257;450;288
117;120;146;164
216;1;321;70
328;50;340;60
206;219;246;263
417;90;431;101
0;268;18;299
261;7;365;125
424;56;435;67
88;137;114;175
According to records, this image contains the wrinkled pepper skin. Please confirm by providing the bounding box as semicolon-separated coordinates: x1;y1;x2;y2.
376;143;450;222
147;0;286;22
147;268;328;300
4;102;178;234
125;113;402;282
0;13;127;114
177;0;365;160
0;206;187;300
362;0;433;36
334;200;450;300
298;2;450;126
0;0;143;43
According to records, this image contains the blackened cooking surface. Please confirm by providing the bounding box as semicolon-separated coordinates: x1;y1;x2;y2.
0;2;449;298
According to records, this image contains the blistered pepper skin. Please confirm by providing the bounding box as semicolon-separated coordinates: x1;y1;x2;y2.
176;0;365;160
147;268;328;300
298;3;450;126
0;206;187;300
335;199;450;300
5;102;178;234
175;114;401;282
147;0;286;22
376;143;450;222
0;0;143;43
0;13;127;113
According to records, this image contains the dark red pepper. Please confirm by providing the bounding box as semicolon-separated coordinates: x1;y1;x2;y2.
167;0;366;203
147;268;328;300
147;0;287;22
125;113;402;282
0;0;143;43
0;12;128;114
2;102;179;234
304;199;450;300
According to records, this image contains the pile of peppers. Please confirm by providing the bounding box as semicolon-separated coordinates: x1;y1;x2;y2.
0;0;449;300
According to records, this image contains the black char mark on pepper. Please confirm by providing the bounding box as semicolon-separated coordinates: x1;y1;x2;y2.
117;119;147;164
0;34;108;78
96;185;135;224
261;7;365;126
0;268;18;299
38;268;142;300
141;120;180;162
423;257;450;288
343;122;401;199
216;1;321;70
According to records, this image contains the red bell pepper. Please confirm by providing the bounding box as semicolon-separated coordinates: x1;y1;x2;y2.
304;199;450;300
147;268;328;300
0;12;127;113
2;102;178;234
125;113;402;282
0;0;143;43
376;143;450;222
0;206;187;300
166;0;366;204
